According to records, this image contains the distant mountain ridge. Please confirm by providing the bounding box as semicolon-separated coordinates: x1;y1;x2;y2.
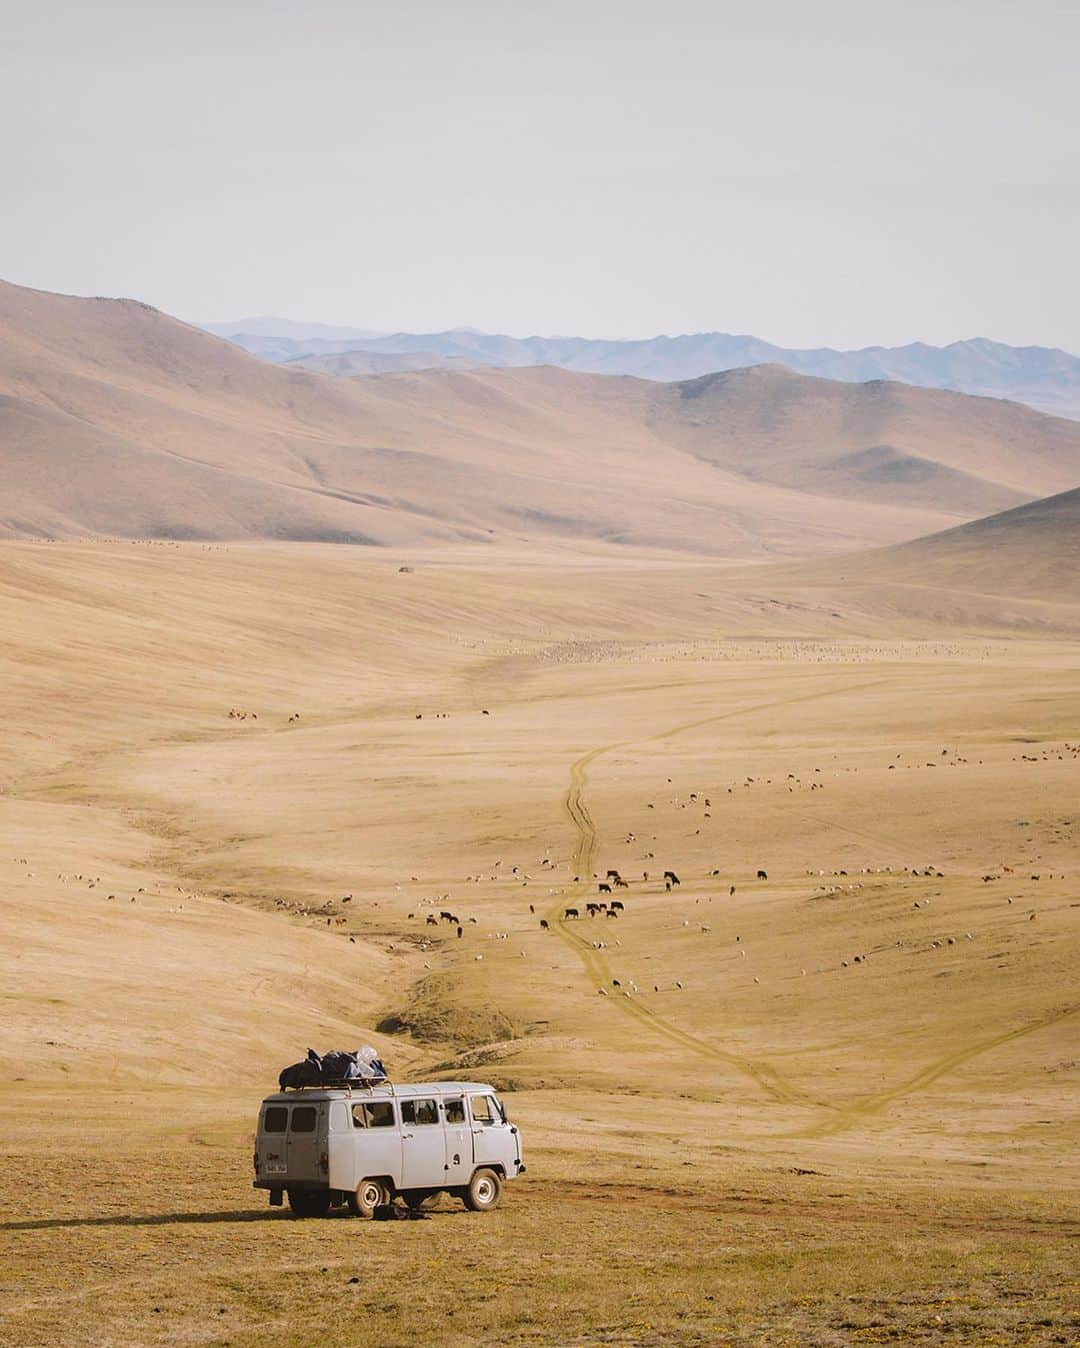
5;279;1080;554
206;322;1080;420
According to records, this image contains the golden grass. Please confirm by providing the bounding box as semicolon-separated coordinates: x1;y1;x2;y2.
0;541;1077;1345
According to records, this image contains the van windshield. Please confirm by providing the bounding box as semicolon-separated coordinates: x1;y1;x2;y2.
470;1094;504;1125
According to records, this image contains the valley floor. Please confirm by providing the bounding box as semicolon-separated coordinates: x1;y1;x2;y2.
0;542;1077;1346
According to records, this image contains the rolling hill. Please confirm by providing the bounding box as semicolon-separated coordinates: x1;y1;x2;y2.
4;278;1080;555
284;349;485;376
858;485;1080;600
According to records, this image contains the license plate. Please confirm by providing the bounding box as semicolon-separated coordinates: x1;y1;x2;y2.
264;1159;287;1174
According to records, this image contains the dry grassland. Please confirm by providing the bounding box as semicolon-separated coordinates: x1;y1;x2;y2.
0;541;1077;1346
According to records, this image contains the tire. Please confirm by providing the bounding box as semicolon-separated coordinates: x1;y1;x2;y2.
287;1188;331;1218
463;1168;502;1212
348;1178;389;1219
404;1190;439;1212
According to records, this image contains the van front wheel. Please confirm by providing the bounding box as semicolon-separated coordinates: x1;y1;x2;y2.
463;1168;502;1212
348;1178;388;1219
288;1188;330;1218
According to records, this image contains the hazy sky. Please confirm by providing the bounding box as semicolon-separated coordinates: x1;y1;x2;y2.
1;0;1077;349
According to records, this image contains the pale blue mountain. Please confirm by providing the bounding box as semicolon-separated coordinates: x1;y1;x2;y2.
203;324;1080;420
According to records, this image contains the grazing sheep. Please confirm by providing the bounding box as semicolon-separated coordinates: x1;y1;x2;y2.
564;908;580;920
540;919;549;930
664;870;681;886
598;882;612;894
756;869;768;881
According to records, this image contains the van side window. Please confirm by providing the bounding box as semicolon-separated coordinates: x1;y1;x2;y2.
401;1098;439;1126
290;1106;317;1133
445;1099;465;1124
263;1106;288;1133
469;1095;497;1125
352;1101;395;1128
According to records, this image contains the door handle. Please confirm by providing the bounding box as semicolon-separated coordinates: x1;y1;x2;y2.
402;1132;414;1138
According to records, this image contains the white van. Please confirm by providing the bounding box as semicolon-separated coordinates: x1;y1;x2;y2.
253;1080;524;1217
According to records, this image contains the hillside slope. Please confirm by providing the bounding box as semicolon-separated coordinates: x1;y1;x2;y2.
862;485;1080;600
4;279;1080;554
284;349;484;376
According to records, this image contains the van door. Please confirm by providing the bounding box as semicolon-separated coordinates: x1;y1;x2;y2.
258;1104;289;1183
468;1093;511;1170
326;1100;352;1191
442;1097;471;1185
400;1097;445;1188
348;1098;401;1191
286;1103;322;1180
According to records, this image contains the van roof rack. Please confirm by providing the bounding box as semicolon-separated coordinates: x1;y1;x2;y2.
280;1078;394;1094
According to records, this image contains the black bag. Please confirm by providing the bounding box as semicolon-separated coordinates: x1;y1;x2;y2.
320;1049;359;1082
278;1050;322;1090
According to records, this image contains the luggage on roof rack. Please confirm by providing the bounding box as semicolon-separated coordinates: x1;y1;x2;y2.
277;1045;387;1091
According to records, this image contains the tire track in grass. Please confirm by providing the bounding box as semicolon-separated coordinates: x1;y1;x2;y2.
546;679;897;1111
547;675;1072;1129
796;1001;1080;1138
552;745;826;1110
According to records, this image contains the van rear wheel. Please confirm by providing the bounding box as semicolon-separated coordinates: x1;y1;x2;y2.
463;1168;502;1212
287;1188;330;1218
348;1178;388;1219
